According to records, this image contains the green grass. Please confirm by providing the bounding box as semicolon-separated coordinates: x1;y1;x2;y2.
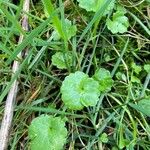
0;0;150;149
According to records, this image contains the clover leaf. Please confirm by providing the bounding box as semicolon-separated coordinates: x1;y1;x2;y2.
106;7;129;34
77;0;115;15
28;115;67;150
52;19;77;40
52;52;73;69
61;71;100;110
93;68;113;92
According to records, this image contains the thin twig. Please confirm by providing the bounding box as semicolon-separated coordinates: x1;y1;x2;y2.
0;0;30;149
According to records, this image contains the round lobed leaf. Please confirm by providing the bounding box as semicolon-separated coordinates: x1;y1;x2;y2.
93;68;113;92
77;0;115;15
28;115;67;150
52;52;73;69
61;71;100;110
106;7;129;34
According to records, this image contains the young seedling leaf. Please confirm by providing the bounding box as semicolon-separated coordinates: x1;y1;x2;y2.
106;7;129;34
61;71;100;110
42;0;64;38
28;115;67;150
93;68;113;92
77;0;115;15
52;52;73;69
52;19;77;40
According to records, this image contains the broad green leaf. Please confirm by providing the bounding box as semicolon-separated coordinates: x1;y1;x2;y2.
52;52;73;69
129;97;150;116
52;19;77;40
106;7;129;34
61;71;100;110
28;115;67;150
93;68;113;92
144;64;150;73
77;0;115;15
131;62;142;74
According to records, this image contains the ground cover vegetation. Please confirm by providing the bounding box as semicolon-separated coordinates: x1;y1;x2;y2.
0;0;150;149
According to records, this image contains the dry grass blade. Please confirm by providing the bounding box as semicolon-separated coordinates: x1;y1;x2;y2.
0;0;30;149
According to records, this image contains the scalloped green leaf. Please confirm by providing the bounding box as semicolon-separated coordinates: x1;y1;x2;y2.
77;0;115;15
106;7;129;34
93;68;113;92
61;71;100;110
52;52;73;69
28;115;67;150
